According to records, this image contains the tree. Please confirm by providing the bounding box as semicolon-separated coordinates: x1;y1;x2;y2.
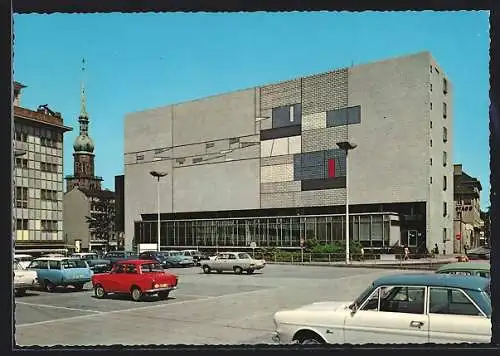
85;198;115;245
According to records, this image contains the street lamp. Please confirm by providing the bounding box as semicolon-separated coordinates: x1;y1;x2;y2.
337;141;357;264
149;170;168;252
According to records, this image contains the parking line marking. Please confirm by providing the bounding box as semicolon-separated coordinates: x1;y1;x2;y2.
15;301;103;314
15;271;386;329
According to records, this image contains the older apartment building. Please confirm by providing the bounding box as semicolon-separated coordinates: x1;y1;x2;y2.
123;51;454;255
13;81;72;253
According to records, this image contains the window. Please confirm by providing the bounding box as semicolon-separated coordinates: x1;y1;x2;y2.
429;288;482;316
435;67;440;74
272;103;302;128
430;158;433;166
125;264;138;274
136;154;144;161
326;106;362;127
430;83;433;92
16;158;28;169
229;137;240;145
477;271;490;278
16;219;28;230
32;260;49;269
430;139;433;147
228;254;237;260
41;220;58;232
15;131;28;142
114;264;125;273
443;176;447;191
430;177;433;184
443;78;448;94
41;162;57;173
443;102;447;118
443;227;448;242
193;157;203;164
443;127;448;143
49;260;61;270
443;151;447;167
176;158;185;164
363;286;425;314
41;189;58;201
430;65;433;73
430;102;433;110
430;121;433;129
205;142;215;149
16;187;28;208
443;202;448;217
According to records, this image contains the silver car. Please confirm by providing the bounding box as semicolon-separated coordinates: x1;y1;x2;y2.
201;252;265;274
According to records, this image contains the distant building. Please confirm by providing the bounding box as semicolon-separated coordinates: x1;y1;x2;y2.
13;81;73;253
124;51;454;255
63;59;116;252
453;164;483;252
480;209;490;247
114;175;125;248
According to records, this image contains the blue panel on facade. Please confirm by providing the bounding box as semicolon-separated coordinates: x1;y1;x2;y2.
326;105;361;127
301;151;325;167
294;149;347;181
272;104;302;128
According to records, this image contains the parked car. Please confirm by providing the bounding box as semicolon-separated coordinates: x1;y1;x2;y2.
160;251;195;268
138;251;169;268
71;252;112;273
272;273;491;345
27;257;93;292
201;252;265;274
466;246;490;261
103;251;138;266
14;254;34;269
179;250;209;266
436;262;490;278
91;260;178;302
13;260;38;296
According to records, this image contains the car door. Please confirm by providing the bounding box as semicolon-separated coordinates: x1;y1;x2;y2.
114;263;131;293
344;285;429;344
212;254;225;270
428;287;491;343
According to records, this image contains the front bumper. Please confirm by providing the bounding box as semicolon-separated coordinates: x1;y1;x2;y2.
144;286;177;294
15;280;39;290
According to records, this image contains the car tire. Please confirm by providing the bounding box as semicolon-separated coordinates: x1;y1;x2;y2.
234;266;243;275
94;284;107;299
131;286;142;302
74;283;85;291
44;280;56;293
15;288;26;297
301;338;322;344
158;291;170;300
202;265;212;274
246;269;254;274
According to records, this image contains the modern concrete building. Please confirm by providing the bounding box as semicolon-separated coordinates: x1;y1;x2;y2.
124;51;454;254
13;81;73;253
453;164;483;252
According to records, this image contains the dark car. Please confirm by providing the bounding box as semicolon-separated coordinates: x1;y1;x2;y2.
139;251;169;268
179;250;209;266
466;246;490;261
103;251;138;267
70;252;111;273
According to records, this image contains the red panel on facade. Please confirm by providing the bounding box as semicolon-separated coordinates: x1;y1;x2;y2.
328;159;336;178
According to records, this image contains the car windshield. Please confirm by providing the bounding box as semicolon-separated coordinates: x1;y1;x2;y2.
14;261;22;270
62;259;88;268
169;252;182;256
141;263;164;272
350;283;376;309
238;253;252;259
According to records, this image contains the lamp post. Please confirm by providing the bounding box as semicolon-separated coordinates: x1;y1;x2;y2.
337;141;357;265
150;171;168;252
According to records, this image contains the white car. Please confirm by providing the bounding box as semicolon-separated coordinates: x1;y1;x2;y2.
273;273;491;344
14;254;33;269
201;252;265;274
13;260;38;296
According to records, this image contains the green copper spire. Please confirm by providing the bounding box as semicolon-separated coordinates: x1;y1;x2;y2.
80;58;88;118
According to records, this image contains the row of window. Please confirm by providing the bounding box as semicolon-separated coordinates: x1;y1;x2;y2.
41;189;58;201
360;285;483;317
16;158;28;169
16;219;59;232
429;65;449;95
429;151;448;167
41;162;59;173
429;127;448;147
15;130;62;145
430;102;448;119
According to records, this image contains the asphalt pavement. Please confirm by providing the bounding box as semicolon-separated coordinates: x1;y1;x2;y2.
15;264;424;346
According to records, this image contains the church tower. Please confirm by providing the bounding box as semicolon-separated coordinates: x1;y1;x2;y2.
65;58;103;192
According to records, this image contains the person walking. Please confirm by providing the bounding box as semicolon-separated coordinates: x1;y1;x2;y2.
403;245;409;261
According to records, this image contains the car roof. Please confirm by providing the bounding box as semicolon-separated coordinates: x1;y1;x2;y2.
437;262;490;272
34;257;73;261
115;259;159;265
373;273;489;291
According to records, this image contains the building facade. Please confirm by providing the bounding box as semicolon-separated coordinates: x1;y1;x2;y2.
13;81;73;252
124;51;454;254
114;175;125;248
453;164;483;252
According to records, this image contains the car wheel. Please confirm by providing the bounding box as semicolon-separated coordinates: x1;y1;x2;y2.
246;269;254;274
202;265;212;274
44;280;56;292
302;338;322;344
158;291;170;300
74;283;85;291
233;266;243;275
94;284;107;299
15;288;26;297
131;286;142;302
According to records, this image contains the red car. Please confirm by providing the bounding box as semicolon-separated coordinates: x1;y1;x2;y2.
91;259;178;302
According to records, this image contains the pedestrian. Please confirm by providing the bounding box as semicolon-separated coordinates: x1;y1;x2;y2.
464;244;468;255
403;245;409;261
360;247;365;261
434;243;439;255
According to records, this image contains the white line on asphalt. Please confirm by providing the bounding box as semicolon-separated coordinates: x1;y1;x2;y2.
15;301;103;314
15;272;385;328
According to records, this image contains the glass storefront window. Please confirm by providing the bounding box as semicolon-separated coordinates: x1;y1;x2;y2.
316;217;328;244
359;216;371;241
290;217;301;247
371;215;383;242
281;218;291;247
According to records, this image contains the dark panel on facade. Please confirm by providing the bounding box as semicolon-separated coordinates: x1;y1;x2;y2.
260;124;301;141
272;103;302;128
114;175;125;233
301;177;347;191
326;105;362;127
294;149;347;181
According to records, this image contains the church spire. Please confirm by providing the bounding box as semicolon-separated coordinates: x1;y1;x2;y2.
80;58;88;118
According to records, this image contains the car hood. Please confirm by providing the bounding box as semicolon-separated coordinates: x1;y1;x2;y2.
295;301;351;312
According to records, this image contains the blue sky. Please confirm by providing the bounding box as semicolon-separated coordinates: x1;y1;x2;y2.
13;11;490;208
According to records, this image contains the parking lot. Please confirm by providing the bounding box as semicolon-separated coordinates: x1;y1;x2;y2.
15;265;419;346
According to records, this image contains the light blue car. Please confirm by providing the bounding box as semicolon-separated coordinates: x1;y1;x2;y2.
27;257;93;292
